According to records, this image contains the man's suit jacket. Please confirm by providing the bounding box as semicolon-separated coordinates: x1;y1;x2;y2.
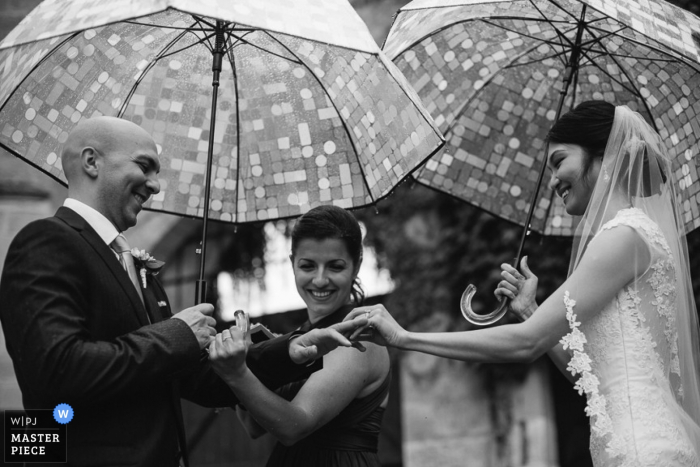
0;207;320;466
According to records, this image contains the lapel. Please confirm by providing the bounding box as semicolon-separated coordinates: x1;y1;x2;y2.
55;207;151;327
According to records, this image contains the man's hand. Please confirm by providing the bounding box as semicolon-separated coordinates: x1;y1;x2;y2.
172;303;217;349
209;327;248;383
289;319;368;365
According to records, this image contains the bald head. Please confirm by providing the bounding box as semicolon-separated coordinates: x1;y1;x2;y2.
60;116;161;231
62;116;155;185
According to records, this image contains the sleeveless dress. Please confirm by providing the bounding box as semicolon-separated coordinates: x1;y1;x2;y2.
266;306;391;467
560;208;700;466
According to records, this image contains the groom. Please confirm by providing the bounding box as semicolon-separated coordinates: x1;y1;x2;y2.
0;116;364;467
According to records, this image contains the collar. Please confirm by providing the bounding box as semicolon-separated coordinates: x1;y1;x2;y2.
63;198;121;246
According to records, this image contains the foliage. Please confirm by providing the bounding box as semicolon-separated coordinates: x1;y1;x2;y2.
670;0;700;14
211;221;268;283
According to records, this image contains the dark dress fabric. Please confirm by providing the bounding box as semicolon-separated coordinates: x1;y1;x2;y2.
265;306;391;467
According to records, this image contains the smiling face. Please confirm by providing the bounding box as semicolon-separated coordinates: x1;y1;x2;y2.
292;237;358;321
547;143;601;216
96;127;161;231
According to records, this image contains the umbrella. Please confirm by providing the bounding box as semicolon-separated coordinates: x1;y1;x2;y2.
0;0;444;303
384;0;700;324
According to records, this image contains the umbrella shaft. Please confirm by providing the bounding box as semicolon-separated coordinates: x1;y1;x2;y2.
515;6;588;264
196;21;227;303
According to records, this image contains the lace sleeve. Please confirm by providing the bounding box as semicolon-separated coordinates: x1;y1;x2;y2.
560;291;625;457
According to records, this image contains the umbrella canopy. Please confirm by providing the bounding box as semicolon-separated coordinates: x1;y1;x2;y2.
384;0;700;237
0;0;444;224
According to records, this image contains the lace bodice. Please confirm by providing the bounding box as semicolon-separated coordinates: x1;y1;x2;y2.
561;208;700;467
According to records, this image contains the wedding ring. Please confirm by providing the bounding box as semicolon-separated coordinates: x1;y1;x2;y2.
364;311;370;320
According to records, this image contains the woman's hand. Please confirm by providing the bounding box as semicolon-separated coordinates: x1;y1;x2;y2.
289;319;369;364
343;304;407;348
208;327;249;383
494;256;539;322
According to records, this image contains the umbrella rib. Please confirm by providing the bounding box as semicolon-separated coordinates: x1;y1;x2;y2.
525;0;579;36
541;0;581;22
156;33;215;61
225;41;242;223
443;39;562;133
502;48;569;69
489;21;580;69
190;14;217;31
117;27;192;116
583;47;680;63
0;32;78;115
579;25;660;100
227;29;253;48
480;19;576;48
581;41;660;132
585;24;700;73
391;17;570;59
192;16;217;53
227;31;303;65
123;19;204;32
263;33;379;207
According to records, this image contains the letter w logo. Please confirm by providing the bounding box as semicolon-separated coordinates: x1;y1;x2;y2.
58;410;69;418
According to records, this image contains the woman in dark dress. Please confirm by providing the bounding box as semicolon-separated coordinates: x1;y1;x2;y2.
209;205;391;466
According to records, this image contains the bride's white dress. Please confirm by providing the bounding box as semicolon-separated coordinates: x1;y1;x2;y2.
561;208;700;467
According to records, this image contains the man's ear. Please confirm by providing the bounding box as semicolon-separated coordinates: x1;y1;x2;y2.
81;147;100;179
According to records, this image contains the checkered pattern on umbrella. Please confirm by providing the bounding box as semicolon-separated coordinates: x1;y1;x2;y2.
384;0;700;235
0;0;444;223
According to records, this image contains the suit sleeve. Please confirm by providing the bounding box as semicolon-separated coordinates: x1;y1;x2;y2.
0;220;201;407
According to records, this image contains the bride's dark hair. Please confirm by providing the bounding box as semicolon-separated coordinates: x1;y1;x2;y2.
546;100;616;183
291;205;365;305
547;100;666;195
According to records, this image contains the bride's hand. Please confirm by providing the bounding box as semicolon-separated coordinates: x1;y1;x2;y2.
208;327;248;382
494;256;538;322
343;304;407;348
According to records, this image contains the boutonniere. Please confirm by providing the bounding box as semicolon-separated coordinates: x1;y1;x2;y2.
130;249;165;288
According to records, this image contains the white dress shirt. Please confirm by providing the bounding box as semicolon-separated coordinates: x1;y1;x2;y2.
63;198;122;253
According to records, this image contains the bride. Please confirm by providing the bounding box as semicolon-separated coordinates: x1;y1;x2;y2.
346;101;700;465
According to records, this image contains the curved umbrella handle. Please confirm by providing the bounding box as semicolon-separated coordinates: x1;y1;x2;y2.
460;284;509;326
234;309;250;335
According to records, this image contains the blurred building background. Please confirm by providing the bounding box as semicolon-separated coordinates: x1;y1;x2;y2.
1;1;699;466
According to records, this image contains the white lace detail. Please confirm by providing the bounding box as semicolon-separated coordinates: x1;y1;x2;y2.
576;208;699;466
560;291;624;459
649;259;682;397
600;207;682;398
600;208;672;257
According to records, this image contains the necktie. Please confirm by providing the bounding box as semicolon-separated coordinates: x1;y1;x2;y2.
110;234;146;310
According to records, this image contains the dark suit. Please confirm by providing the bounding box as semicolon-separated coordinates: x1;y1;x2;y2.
0;207;319;466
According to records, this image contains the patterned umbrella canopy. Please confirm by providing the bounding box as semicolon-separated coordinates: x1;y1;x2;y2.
384;0;700;324
0;0;443;224
385;0;700;237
